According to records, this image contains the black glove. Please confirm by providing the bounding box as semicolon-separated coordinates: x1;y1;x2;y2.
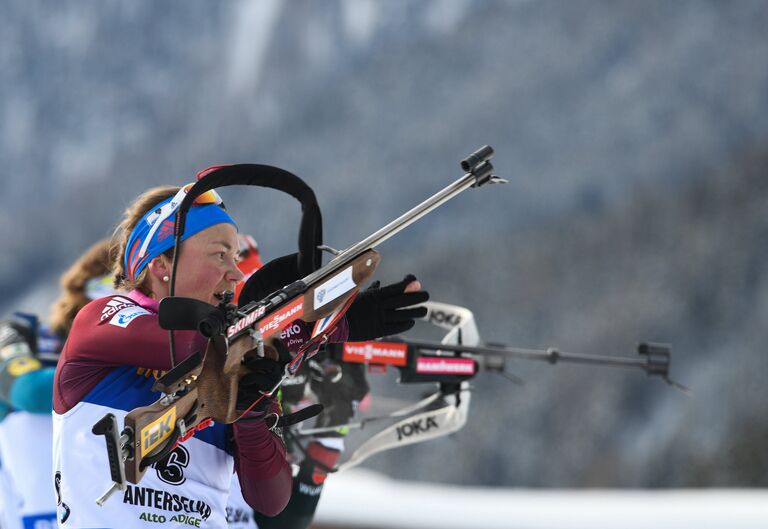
345;274;429;341
309;357;369;430
238;253;300;307
236;340;291;411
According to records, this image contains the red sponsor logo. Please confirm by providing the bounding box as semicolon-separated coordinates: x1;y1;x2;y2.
227;305;267;337
258;298;304;339
227;298;304;339
342;342;408;366
415;357;475;375
156;219;175;242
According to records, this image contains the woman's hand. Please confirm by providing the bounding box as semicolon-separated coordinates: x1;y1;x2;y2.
345;274;430;341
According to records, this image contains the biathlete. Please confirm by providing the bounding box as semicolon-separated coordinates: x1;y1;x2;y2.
53;180;428;529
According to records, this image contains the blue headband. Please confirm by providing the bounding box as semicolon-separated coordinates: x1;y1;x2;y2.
124;196;237;281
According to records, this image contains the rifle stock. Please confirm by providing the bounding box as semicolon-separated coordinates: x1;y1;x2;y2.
123;388;198;484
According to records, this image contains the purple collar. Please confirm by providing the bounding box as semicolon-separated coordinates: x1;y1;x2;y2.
127;289;159;313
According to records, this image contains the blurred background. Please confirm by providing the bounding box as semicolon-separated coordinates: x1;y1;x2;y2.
2;0;767;515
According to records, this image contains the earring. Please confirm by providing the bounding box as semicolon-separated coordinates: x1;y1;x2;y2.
162;276;169;282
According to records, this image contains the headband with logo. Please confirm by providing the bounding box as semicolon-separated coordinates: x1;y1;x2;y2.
124;187;237;281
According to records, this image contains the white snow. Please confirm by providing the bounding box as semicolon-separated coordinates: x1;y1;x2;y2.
315;469;768;529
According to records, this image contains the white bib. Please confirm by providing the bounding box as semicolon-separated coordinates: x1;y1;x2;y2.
53;367;233;529
225;475;257;529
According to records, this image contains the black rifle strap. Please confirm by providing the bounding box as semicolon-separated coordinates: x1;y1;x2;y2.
173;163;323;287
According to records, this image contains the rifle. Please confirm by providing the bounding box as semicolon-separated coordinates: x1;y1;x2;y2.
290;301;683;471
92;146;505;504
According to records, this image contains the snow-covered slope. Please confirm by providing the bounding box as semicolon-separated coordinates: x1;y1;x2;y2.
316;470;768;529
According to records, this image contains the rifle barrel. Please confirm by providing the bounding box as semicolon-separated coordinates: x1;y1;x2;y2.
302;170;484;285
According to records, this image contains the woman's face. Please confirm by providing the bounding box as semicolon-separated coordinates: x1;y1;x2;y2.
172;223;245;305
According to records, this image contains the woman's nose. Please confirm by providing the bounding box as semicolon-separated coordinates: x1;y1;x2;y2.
229;262;245;283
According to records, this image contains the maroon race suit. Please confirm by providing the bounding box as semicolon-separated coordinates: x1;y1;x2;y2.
54;290;348;516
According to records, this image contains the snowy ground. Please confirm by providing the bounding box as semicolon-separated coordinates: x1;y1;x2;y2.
314;469;768;529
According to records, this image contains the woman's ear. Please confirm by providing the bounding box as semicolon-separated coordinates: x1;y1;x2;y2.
146;255;171;281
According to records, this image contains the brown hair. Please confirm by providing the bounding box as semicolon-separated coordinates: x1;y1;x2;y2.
49;238;115;336
110;186;180;296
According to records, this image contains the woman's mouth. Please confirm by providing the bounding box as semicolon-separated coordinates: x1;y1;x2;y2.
212;290;234;303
